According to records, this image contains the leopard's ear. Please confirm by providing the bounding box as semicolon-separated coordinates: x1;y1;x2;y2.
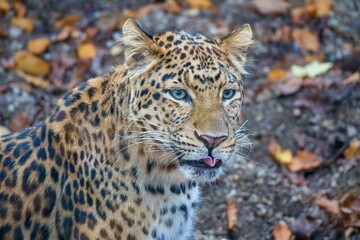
221;24;253;74
122;19;159;79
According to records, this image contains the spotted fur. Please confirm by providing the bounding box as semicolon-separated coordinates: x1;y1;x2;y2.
0;19;253;239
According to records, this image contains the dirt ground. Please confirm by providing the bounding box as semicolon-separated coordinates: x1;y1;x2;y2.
0;0;359;239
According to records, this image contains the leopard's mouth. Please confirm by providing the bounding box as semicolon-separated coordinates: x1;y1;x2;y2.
179;159;222;169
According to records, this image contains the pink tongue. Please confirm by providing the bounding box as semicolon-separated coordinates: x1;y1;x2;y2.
202;157;220;167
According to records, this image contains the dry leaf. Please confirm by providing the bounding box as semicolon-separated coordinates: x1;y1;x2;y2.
275;77;303;96
14;1;26;17
0;0;10;14
292;28;320;52
0;125;10;136
291;7;308;23
291;216;319;239
315;197;340;215
54;14;81;29
287;151;323;172
16;70;50;88
163;0;181;13
11;17;35;32
253;0;289;15
226;200;239;239
307;0;331;17
273;223;292;240
268;139;293;164
54;25;72;42
186;0;212;9
291;62;333;78
27;38;51;55
0;27;8;37
15;51;50;75
343;139;360;159
304;54;324;63
77;42;97;59
10;111;31;131
343;72;360;85
268;68;286;83
340;193;360;228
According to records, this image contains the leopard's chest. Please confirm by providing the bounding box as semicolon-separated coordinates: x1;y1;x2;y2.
146;183;200;240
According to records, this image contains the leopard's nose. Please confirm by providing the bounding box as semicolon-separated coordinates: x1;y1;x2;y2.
194;131;227;149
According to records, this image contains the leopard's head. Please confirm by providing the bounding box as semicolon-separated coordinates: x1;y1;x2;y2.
121;19;253;182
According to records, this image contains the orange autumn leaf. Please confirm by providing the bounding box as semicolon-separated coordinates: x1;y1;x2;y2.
291;7;308;23
268;139;293;164
226;200;238;231
287;151;323;172
292;28;320;52
77;42;97;59
268;68;286;83
16;70;50;88
273;223;292;240
315;197;340;215
15;51;50;75
11;17;35;32
14;1;26;17
27;38;51;55
343;139;360;159
163;0;181;14
186;0;212;9
0;0;10;14
307;0;331;17
54;14;81;29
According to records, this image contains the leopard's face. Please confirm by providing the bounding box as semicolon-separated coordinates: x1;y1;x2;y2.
123;20;253;181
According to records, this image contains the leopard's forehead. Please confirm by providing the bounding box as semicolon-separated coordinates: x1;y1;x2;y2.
151;31;238;86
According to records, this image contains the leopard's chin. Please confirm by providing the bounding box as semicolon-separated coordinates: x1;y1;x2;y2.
178;160;223;182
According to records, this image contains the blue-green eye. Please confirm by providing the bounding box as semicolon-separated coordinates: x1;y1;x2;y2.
170;89;188;100
222;89;236;100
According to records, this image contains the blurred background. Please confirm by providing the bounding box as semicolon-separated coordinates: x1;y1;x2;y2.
0;0;359;239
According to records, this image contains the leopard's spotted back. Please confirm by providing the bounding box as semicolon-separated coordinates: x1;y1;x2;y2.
0;19;253;239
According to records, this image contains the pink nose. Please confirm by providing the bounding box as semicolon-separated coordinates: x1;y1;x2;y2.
195;132;227;149
202;156;221;167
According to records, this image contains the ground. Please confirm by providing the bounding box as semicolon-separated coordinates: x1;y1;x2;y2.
0;0;359;239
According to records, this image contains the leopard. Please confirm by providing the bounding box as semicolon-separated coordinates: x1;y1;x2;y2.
0;18;253;240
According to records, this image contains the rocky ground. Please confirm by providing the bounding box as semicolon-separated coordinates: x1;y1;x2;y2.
0;0;359;239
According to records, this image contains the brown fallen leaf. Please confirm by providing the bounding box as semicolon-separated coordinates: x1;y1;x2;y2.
292;28;320;52
16;70;50;88
14;1;26;17
340;193;360;228
315;197;340;215
287;151;323;172
252;0;289;15
10;111;31;131
54;14;81;29
27;38;51;55
343;139;360;159
186;0;213;9
343;72;360;85
291;215;319;239
15;51;50;75
11;17;35;32
0;0;10;14
273;223;292;240
0;125;10;136
77;42;97;59
226;200;239;239
274;77;303;96
304;54;324;63
307;0;331;17
291;7;308;23
0;27;8;37
268;139;293;164
268;68;286;83
163;0;181;13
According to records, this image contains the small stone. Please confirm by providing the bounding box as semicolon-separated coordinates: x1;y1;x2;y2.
9;26;22;38
346;125;358;137
293;108;301;117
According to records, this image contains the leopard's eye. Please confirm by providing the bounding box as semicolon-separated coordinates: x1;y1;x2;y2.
222;89;236;100
169;88;188;101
